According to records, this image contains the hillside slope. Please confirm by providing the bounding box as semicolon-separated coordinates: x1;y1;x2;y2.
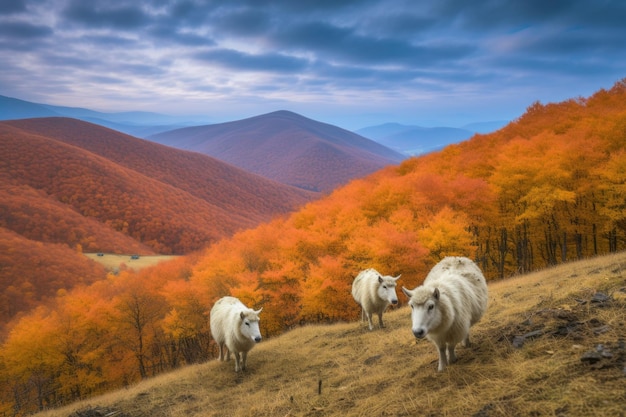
35;252;626;417
0;118;316;254
149;110;405;191
0;228;107;327
0;118;316;325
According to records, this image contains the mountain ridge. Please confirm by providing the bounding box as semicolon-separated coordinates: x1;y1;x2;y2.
149;110;405;192
0;117;318;325
0;118;316;253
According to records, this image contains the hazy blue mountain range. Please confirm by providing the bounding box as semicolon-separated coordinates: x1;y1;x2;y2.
0;93;507;160
356;120;508;155
0;95;210;137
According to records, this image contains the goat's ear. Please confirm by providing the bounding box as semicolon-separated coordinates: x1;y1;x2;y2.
240;311;245;320
433;288;440;300
378;275;383;283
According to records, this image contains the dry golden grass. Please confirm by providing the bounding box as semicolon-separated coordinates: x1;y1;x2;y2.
83;253;180;271
38;253;626;417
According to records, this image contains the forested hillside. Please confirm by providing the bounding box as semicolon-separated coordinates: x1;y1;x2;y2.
1;118;316;245
0;118;316;330
2;80;626;415
149;110;405;192
0;229;107;328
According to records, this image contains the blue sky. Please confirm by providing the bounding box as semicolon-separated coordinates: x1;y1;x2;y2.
1;0;625;130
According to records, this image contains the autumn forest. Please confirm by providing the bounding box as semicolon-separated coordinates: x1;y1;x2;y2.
2;80;626;415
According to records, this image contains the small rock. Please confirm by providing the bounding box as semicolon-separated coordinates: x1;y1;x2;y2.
592;324;611;335
512;336;525;349
580;351;603;364
591;292;610;304
523;330;545;339
601;350;614;359
364;354;382;365
554;324;576;336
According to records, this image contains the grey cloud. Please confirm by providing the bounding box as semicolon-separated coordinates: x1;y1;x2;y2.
0;21;52;39
193;48;309;72
270;21;473;67
62;0;150;30
0;0;28;14
86;74;128;85
364;13;438;37
80;34;140;48
435;0;626;32
1;0;625;129
235;0;373;13
209;8;272;37
150;25;215;47
165;0;218;27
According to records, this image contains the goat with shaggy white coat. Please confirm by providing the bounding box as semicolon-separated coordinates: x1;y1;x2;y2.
352;268;401;330
402;257;488;371
210;296;263;372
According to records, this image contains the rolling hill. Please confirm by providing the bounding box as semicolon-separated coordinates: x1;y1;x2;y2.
149;110;405;192
0;117;316;254
0;117;317;325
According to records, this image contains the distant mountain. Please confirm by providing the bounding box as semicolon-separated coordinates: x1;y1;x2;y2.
0;117;316;255
0;95;62;119
461;120;508;133
149;110;405;192
0;95;209;137
356;120;508;155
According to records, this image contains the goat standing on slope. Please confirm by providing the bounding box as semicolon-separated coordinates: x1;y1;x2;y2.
352;268;401;330
210;296;263;372
402;257;488;371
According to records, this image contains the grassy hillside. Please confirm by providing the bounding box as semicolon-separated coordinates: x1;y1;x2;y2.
36;252;626;417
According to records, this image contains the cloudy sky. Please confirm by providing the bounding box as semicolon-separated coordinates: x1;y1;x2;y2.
1;0;625;130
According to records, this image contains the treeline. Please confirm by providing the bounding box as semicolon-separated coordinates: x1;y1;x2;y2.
2;80;626;414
